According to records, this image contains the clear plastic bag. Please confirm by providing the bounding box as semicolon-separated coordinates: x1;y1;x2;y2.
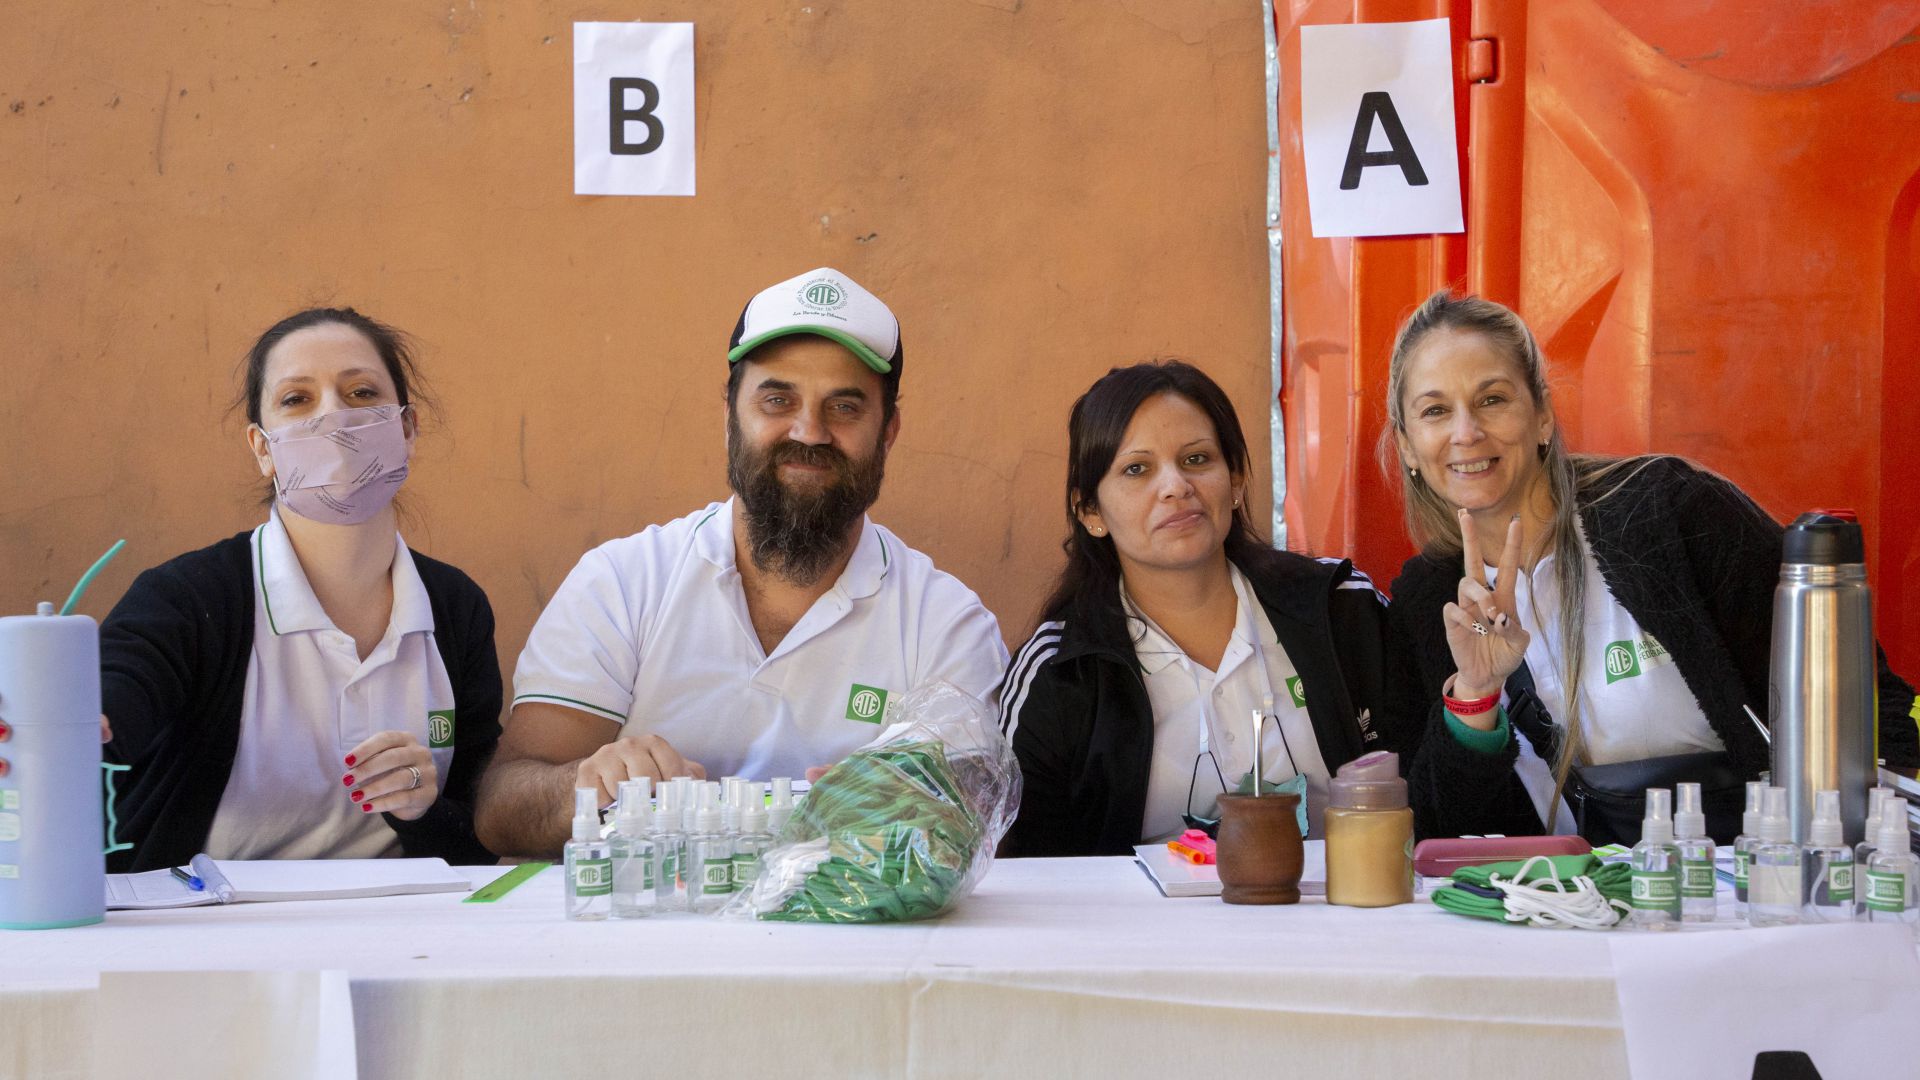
722;682;1021;923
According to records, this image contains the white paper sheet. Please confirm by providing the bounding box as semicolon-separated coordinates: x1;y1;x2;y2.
105;858;470;909
573;22;695;196
1609;921;1920;1079
1299;18;1464;238
1134;838;1329;897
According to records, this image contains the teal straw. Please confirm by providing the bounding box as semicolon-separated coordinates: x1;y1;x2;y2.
59;539;127;616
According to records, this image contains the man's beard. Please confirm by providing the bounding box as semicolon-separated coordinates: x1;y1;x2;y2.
726;411;887;586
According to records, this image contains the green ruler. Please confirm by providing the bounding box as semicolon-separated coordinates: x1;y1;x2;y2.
464;861;551;903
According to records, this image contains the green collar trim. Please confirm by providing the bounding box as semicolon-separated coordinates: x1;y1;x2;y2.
252;524;281;636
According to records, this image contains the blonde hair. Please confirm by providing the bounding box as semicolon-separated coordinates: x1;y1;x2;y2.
1377;290;1658;828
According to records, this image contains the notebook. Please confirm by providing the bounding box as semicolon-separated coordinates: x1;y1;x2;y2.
1133;839;1328;898
106;857;471;909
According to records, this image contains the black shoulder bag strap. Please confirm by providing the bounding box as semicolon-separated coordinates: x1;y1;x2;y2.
1502;660;1560;761
1503;661;1586;836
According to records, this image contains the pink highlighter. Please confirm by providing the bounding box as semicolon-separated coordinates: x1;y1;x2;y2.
1168;829;1218;865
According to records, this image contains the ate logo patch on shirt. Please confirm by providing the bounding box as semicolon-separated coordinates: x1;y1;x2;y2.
1285;675;1306;709
1603;635;1670;685
845;684;888;723
427;709;456;748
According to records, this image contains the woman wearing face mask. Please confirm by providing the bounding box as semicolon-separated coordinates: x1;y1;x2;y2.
997;361;1412;857
1384;291;1920;843
100;308;501;871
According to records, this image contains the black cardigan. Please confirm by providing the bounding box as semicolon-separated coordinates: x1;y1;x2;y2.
998;553;1414;857
100;530;502;871
1391;455;1920;840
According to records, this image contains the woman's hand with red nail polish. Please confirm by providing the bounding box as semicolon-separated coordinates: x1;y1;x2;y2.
340;731;439;821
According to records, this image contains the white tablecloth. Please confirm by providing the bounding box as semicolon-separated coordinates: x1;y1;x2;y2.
4;857;1637;1079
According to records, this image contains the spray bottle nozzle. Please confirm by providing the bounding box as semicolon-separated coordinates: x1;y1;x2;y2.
1673;782;1706;839
1756;785;1792;843
1640;787;1675;843
1741;781;1766;836
571;787;601;842
1808;789;1844;848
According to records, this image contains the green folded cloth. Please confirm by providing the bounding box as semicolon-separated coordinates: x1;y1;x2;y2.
760;741;983;924
1431;855;1632;924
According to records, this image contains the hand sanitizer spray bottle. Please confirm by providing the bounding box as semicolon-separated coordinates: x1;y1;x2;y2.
610;778;656;919
1801;789;1854;923
1630;788;1682;930
671;776;698;834
770;777;795;834
652;784;687;912
687;785;733;913
563;787;612;921
1863;806;1919;931
1672;783;1716;923
1732;780;1765;918
1747;785;1801;927
720;776;745;836
732;795;774;893
1855;788;1895;917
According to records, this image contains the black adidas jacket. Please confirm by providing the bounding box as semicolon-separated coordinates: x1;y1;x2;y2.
996;553;1416;857
1392;455;1920;840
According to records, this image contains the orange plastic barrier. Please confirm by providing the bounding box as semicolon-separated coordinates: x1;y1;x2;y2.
1274;0;1920;674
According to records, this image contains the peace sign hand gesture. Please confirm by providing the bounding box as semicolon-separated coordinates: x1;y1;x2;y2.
1442;508;1531;723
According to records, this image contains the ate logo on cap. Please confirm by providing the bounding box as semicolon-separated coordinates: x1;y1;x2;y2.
798;278;847;311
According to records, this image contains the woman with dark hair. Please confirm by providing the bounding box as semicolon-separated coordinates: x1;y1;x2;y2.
1382;290;1919;844
100;308;501;871
997;361;1412;857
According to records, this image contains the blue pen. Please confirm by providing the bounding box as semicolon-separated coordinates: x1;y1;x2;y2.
170;865;205;891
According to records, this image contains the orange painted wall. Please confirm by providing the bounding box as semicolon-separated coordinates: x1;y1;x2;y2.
0;3;1273;692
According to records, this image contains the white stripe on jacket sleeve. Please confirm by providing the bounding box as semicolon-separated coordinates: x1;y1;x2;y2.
997;621;1064;743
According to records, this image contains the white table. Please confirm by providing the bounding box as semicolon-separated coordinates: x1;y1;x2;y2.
3;857;1640;1079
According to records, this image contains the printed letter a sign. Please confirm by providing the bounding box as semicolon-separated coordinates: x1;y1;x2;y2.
1299;19;1462;238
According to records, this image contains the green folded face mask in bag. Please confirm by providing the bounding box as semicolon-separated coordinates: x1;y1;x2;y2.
1431;854;1632;928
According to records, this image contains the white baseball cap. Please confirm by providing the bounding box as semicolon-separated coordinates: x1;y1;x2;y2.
727;267;902;375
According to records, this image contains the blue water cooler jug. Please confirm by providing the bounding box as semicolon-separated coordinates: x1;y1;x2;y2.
0;603;128;929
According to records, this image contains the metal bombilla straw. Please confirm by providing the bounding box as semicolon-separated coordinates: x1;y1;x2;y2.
1250;695;1273;796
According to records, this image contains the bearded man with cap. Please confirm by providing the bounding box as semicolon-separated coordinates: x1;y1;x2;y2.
475;268;1008;857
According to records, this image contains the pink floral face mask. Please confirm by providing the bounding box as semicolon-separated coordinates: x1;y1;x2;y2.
261;404;411;525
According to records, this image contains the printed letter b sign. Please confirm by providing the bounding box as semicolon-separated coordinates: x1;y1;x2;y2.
574;22;694;196
1299;18;1462;238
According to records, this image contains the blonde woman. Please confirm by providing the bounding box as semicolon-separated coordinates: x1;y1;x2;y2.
1381;291;1919;844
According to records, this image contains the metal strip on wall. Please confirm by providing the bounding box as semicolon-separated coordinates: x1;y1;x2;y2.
1263;0;1287;550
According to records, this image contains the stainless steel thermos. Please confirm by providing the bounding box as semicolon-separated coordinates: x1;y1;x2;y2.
1769;510;1876;845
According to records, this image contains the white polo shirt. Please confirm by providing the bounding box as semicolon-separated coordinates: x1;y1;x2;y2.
512;499;1008;779
1492;517;1724;832
1134;567;1333;843
204;507;457;860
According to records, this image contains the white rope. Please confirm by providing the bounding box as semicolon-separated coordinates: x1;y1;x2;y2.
1487;854;1631;930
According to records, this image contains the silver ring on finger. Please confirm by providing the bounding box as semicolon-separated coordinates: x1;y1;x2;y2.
1470;621;1489;636
407;765;422;791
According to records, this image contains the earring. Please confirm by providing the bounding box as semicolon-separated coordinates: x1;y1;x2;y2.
1090;526;1104;536
1409;467;1419;479
1232;496;1241;508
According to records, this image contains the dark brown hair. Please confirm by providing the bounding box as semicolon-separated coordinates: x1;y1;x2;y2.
1038;360;1280;646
